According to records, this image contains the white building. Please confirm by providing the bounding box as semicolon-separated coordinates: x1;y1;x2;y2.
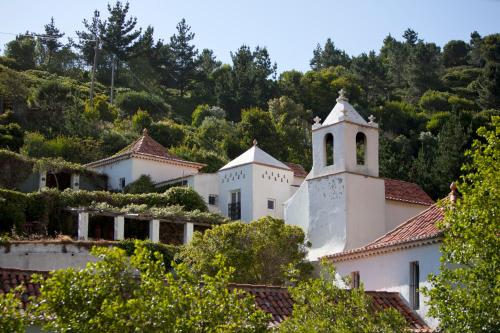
284;90;433;260
86;129;205;191
325;202;445;329
156;142;306;221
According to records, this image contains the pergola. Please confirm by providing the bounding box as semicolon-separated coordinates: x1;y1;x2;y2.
66;208;215;245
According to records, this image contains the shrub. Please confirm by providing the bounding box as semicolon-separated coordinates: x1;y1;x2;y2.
131;109;152;133
148;119;186;148
162;187;207;211
124;175;156;194
0;189;28;232
115;91;171;118
117;239;180;270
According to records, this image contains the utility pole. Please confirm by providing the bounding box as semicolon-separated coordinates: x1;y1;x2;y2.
89;37;99;109
110;53;116;104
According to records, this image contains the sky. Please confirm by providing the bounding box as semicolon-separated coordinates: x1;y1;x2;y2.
0;0;499;73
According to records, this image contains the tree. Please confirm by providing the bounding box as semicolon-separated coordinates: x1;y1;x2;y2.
4;34;37;70
169;18;199;96
442;40;470;67
131;109;152;132
32;242;270;332
0;288;26;333
402;28;419;45
351;51;389;104
310;38;350;70
426;117;500;332
40;17;65;69
238;107;283;158
406;41;442;100
178;217;312;285
477;34;500;109
278;262;407;333
123;174;156;193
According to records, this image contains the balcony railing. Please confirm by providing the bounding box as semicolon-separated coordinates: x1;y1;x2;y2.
228;202;241;220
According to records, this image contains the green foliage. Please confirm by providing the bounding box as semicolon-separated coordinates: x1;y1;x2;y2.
115;90;172;118
425;117;500;332
279;262;407;333
443;40;470;67
32;242;270;332
4;35;36;70
131;109;152;132
0;189;29;232
310;38;351;70
21;132;105;164
170;145;228;172
123;174;156;193
238;107;282;158
84;94;118;121
0;287;26;333
162;186;207;211
117;239;180;270
191;104;226;126
178;216;312;285
148;119;186;148
0;149;33;189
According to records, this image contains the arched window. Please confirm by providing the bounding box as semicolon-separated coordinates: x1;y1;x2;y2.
356;132;366;165
324;133;334;166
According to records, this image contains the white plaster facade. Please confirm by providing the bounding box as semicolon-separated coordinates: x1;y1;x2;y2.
333;243;441;329
0;243;99;271
385;200;429;232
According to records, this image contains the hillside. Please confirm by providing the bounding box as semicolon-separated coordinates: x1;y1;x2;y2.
0;2;499;199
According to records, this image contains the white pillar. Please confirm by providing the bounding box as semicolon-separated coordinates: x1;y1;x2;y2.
78;212;89;240
149;219;160;243
183;222;194;244
71;173;80;190
39;171;47;191
114;216;125;240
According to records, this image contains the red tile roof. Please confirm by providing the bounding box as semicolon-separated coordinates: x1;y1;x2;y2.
0;267;432;332
233;283;432;331
325;203;444;261
0;267;47;308
285;163;308;178
384;178;434;206
86;129;204;169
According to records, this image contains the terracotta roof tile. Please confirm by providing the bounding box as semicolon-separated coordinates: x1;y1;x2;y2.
232;283;433;331
285;163;308;178
384;178;434;205
0;267;47;308
325;203;444;261
86;129;204;169
1;268;433;331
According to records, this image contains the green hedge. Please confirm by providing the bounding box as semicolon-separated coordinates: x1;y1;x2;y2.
0;189;29;232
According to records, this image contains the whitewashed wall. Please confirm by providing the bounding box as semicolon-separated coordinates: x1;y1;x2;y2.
218;164;253;221
252;164;294;219
132;158;199;186
191;173;220;213
385;200;429;232
0;243;98;271
91;158;133;190
333;243;441;329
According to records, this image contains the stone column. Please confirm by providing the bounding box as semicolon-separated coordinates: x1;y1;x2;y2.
39;171;47;191
149;219;160;243
78;212;89;240
183;222;194;244
71;173;80;191
114;216;125;240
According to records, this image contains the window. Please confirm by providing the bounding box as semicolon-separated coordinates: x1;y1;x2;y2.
228;190;241;220
267;199;275;210
208;194;218;205
350;271;360;289
410;261;420;310
324;133;334;166
356;132;366;165
119;177;126;189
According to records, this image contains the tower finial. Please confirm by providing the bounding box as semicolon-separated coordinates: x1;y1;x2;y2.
336;88;349;102
253;139;258;146
450;182;458;204
142;128;149;136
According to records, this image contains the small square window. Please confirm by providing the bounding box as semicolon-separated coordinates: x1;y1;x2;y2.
267;199;275;210
208;194;218;205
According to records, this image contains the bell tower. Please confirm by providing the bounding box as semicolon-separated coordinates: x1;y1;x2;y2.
285;89;386;260
309;88;379;180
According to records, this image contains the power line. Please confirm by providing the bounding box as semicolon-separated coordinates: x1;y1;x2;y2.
0;31;96;41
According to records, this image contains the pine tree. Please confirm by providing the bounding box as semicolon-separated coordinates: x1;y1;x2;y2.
310;38;350;70
169;18;199;96
41;17;64;68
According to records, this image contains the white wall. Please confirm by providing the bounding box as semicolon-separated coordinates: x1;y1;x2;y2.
218;164;253;221
132;157;199;186
252;164;294;219
385;200;429;232
333;243;441;329
284;180;309;232
191;173;220;213
344;173;386;250
0;243;98;271
91;158;133;190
